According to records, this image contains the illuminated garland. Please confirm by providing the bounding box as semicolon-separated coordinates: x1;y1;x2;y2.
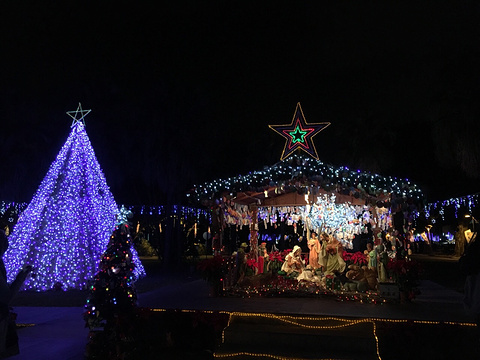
223;282;386;304
190;154;424;206
425;193;479;221
2;202;211;223
127;204;211;221
0;201;27;234
0;202;27;218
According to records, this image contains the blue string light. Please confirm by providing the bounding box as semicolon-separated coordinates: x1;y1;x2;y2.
3;120;145;291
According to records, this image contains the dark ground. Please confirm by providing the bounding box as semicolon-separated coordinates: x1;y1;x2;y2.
411;253;466;291
10;257;192;307
10;254;480;360
11;253;466;307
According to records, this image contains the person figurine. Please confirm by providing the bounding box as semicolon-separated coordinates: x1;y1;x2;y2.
454;224;468;257
235;243;249;283
0;229;32;357
322;235;346;276
365;243;377;270
281;245;305;278
318;233;330;270
395;232;405;260
387;230;396;254
405;230;414;256
258;242;267;257
257;242;268;274
376;238;388;283
307;230;321;271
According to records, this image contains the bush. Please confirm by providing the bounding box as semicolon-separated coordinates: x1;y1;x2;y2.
135;238;157;256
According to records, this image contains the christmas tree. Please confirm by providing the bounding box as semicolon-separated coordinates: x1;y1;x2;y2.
4;103;145;291
84;221;138;330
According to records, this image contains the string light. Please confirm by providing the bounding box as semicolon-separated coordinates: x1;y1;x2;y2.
214;352;326;359
425;193;479;221
3;116;145;291
145;309;476;360
15;323;36;329
372;320;382;360
186;310;475;360
269;102;331;160
190;154;424;209
84;223;141;329
66;102;91;127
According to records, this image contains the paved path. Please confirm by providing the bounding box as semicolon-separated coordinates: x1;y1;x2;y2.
12;307;87;360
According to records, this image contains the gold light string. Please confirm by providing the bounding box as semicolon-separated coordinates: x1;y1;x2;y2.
213;352;341;360
372;320;382;360
151;309;476;360
16;323;36;328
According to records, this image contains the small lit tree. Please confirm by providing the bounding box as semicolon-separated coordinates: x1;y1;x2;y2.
84;222;138;330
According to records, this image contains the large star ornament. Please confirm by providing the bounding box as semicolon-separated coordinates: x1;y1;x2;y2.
66;102;91;127
269;102;330;160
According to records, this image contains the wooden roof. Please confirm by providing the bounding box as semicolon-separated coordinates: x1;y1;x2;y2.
230;187;366;207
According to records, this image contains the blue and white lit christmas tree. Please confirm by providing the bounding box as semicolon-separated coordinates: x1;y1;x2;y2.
4;103;145;291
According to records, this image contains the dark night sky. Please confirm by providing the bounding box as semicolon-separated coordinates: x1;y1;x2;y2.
1;2;480;205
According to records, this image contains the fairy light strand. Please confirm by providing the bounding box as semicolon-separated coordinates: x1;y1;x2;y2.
3;117;145;291
190;154;425;209
148;309;479;360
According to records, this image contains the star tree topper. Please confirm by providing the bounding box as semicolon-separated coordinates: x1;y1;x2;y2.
66;102;91;127
269;102;330;160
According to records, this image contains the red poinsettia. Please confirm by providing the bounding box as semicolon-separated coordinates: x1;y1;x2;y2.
246;258;258;269
269;251;284;263
343;251;367;266
267;251;284;273
281;249;292;259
